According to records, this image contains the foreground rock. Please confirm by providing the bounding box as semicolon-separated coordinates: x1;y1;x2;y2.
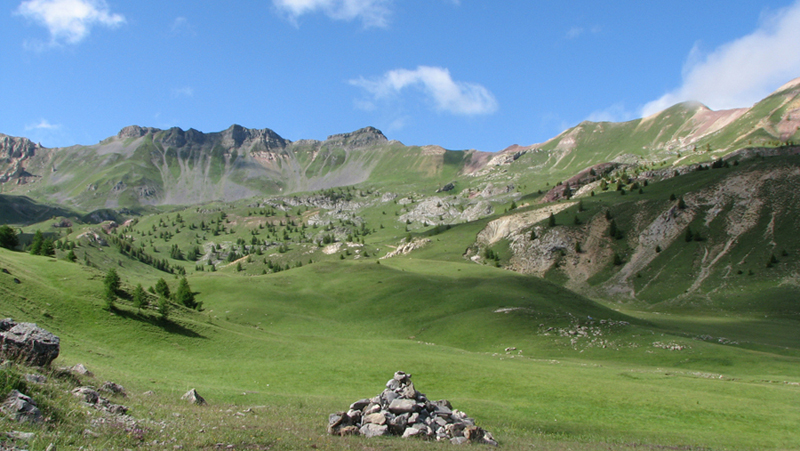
0;318;60;367
181;388;206;405
328;371;497;446
2;389;42;423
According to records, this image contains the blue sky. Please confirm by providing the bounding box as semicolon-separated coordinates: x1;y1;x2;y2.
3;0;800;152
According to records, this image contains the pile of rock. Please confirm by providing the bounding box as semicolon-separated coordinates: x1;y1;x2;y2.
72;385;129;415
328;371;497;446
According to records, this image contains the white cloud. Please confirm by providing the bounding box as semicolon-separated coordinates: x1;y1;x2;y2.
16;0;125;45
25;119;60;130
642;1;800;116
350;66;498;116
272;0;391;28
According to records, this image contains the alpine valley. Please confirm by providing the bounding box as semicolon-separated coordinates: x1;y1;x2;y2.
1;78;799;451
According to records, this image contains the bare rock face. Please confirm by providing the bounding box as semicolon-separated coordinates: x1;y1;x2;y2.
181;388;206;405
328;371;497;446
0;319;60;367
0;134;41;183
2;390;42;423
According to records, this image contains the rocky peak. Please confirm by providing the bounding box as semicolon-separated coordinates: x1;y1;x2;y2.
218;124;288;150
325;127;388;149
117;125;158;139
0;134;40;160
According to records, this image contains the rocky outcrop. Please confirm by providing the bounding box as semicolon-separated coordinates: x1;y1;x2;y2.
2;390;42;423
382;239;431;259
0;134;41;183
476;202;576;246
0;319;60;367
541;163;619;202
328;371;497;446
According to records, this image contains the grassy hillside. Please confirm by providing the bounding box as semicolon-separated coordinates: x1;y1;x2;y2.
1;247;799;450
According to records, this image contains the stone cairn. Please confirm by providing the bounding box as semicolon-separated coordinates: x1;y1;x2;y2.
328;371;497;446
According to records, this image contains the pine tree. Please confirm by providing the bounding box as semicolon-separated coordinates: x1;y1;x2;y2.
155;278;170;299
133;283;147;311
175;277;197;309
29;230;44;255
548;213;556;227
41;238;55;257
103;268;121;310
0;225;19;250
158;296;170;320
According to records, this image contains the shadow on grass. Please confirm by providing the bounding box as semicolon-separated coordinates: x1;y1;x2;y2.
111;307;205;339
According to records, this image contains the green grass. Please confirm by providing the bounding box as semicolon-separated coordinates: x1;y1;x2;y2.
1;247;800;450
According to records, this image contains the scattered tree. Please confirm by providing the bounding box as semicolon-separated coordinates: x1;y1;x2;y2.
155;278;171;299
158;295;170;320
103;268;121;309
133;283;147;311
548;213;556;227
0;225;19;250
29;230;44;255
175;277;198;309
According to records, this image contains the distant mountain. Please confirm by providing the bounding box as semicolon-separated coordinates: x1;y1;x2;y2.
1;77;799;212
0;124;488;211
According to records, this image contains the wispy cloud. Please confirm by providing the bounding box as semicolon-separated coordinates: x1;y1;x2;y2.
350;66;498;116
272;0;391;28
170;16;196;37
15;0;125;46
25;119;61;130
642;0;800;116
171;86;194;98
566;25;601;40
566;26;584;39
586;103;635;123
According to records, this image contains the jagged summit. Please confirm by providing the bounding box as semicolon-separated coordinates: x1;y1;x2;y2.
325;126;388;148
117;124;289;150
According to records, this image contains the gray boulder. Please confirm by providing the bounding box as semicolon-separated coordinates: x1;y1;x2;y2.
360;423;389;438
181;388;206;405
0;319;60;367
2;390;42;423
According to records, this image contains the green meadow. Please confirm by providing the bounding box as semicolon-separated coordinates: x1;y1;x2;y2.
1;240;799;450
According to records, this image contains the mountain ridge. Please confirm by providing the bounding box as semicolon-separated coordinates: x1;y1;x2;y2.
2;77;799;211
